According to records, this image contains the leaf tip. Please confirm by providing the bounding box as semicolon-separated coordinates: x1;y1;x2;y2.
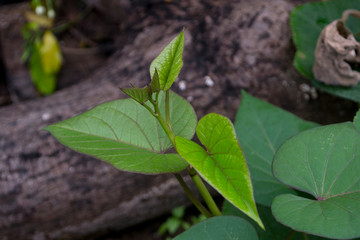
257;218;265;231
241;89;250;98
41;126;49;132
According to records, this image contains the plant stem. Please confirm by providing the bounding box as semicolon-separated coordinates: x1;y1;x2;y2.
148;94;221;218
148;97;210;216
302;232;309;240
174;173;212;218
150;97;176;146
157;113;176;146
165;90;171;126
188;167;222;216
141;103;157;118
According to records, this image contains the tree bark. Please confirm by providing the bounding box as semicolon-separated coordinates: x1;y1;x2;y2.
0;0;356;239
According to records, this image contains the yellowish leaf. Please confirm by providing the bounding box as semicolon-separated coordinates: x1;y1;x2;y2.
40;30;62;74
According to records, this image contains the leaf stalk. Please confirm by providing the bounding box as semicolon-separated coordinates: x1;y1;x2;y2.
174;173;212;218
188;167;222;216
165;90;171;126
147;92;221;218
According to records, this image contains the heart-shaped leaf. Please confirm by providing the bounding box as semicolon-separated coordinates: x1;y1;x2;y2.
45;91;196;174
175;113;264;229
272;122;360;239
150;31;184;91
291;0;360;102
235;91;318;206
173;216;258;240
223;201;328;240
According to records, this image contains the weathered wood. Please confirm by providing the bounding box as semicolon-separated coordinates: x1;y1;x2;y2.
0;0;357;239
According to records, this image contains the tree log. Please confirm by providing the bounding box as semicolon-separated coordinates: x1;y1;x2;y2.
0;0;357;239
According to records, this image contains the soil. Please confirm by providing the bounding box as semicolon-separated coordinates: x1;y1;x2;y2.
0;0;358;239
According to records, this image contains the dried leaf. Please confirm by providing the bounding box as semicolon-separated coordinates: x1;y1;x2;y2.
313;10;360;86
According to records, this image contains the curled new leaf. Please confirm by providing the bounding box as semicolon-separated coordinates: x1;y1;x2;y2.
121;69;161;103
120;85;150;104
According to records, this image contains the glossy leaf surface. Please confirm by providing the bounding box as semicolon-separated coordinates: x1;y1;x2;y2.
45;91;196;174
235;91;318;206
174;216;258;240
150;31;184;90
175;113;263;229
291;0;360;102
272;122;360;239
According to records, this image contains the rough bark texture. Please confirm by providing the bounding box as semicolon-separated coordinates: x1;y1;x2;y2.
0;0;357;239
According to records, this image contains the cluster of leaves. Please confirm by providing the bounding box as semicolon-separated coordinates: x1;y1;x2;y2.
175;91;360;240
22;0;62;95
291;0;360;102
45;30;263;231
45;0;360;238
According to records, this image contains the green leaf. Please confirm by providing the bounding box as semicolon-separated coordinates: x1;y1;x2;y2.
158;217;182;235
120;85;150;104
45;91;196;174
291;0;360;102
235;91;318;206
223;201;327;240
173;216;259;240
149;31;184;90
272;122;360;239
29;40;56;95
172;206;186;219
312;80;360;103
40;30;62;74
175;113;264;229
150;69;161;93
354;109;360;131
121;69;161;103
165;217;182;235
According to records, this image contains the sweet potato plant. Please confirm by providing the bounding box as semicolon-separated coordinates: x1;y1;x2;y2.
45;1;360;238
